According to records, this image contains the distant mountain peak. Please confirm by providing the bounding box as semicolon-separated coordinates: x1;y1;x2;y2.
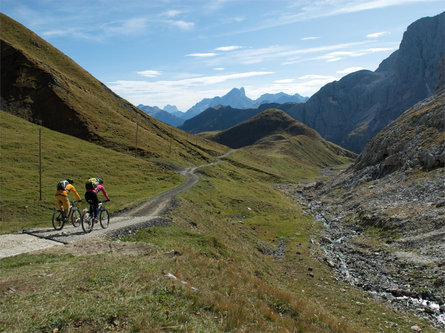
227;87;246;96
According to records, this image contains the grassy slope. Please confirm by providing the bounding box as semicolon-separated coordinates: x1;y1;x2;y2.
1;13;227;167
0;111;185;233
0;142;436;331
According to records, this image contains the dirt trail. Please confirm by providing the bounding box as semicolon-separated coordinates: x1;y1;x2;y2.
0;150;235;259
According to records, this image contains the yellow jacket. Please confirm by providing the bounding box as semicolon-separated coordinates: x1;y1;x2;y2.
55;183;81;200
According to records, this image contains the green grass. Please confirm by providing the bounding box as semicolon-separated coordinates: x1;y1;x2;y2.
1;143;438;332
1;150;436;332
0;111;185;233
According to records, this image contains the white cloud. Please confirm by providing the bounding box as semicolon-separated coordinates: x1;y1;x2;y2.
213;67;225;71
108;71;274;110
327;57;343;62
102;18;148;35
186;52;217;57
166;19;195;30
243;0;440;33
246;74;337;99
366;31;389;38
164;10;182;18
214;45;243;51
306;45;397;62
336;67;367;74
137;70;162;78
274;79;295;84
299;74;335;80
301;36;319;40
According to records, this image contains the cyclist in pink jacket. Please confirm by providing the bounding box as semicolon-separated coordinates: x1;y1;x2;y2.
95;178;110;201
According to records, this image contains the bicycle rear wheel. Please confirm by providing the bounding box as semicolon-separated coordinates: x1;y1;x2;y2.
81;212;94;233
52;210;64;230
71;207;81;227
99;209;110;229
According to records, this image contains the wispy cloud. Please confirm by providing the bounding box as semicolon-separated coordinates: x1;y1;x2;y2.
109;71;273;90
214;45;243;51
336;66;367;74
242;0;440;33
246;74;337;99
137;70;162;78
304;45;397;62
164;10;182;18
299;74;334;80
274;79;295;83
165;19;195;30
367;31;389;38
213;67;225;71
108;71;274;109
301;36;320;40
102;18;148;35
186;52;217;57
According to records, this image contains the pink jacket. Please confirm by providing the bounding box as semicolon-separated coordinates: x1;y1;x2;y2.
95;184;110;200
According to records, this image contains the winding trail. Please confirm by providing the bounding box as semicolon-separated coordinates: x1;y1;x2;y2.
0;150;235;259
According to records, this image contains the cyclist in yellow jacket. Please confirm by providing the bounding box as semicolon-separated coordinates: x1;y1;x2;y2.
55;178;81;221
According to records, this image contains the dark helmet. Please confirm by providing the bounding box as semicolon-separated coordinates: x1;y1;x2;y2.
85;182;94;191
98;178;103;184
67;178;74;184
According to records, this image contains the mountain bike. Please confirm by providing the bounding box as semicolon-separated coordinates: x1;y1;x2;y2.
52;200;82;230
81;200;110;233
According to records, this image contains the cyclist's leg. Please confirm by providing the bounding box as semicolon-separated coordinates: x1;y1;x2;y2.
89;204;98;220
55;196;64;221
93;205;99;220
61;196;70;219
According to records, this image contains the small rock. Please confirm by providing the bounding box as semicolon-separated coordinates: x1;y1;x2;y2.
423;306;435;314
433;277;444;287
164;273;177;280
410;325;422;332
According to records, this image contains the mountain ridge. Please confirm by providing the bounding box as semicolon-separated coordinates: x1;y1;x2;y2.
0;13;226;165
180;12;445;153
182;87;308;120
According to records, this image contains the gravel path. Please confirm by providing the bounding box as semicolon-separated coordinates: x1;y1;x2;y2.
0;151;234;259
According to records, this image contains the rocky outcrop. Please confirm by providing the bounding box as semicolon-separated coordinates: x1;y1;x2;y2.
286;11;445;153
352;90;445;179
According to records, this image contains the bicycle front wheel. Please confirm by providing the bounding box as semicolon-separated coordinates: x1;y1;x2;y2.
81;212;94;233
99;209;110;229
52;210;64;230
71;207;81;227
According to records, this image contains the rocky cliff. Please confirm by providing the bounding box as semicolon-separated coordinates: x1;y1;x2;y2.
284;12;445;153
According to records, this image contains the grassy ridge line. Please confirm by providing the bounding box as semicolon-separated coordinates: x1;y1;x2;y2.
1;13;227;166
0;147;435;331
0;111;184;233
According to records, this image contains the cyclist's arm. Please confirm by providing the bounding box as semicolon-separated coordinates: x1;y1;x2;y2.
96;184;110;200
67;184;82;201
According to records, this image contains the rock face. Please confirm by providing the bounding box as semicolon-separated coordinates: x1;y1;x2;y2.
353;90;445;178
286;11;445;153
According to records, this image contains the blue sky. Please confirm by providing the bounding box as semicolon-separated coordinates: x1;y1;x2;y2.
1;1;444;111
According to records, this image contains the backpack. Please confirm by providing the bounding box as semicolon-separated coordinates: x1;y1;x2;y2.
57;180;69;191
87;178;99;189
